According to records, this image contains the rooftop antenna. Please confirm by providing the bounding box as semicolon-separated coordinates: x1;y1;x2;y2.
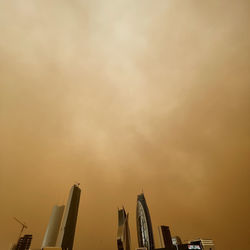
13;217;28;240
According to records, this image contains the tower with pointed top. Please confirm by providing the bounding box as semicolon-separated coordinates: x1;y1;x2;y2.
117;207;131;250
136;193;155;250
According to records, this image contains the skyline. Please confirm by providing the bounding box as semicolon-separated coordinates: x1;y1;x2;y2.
9;188;216;250
1;0;250;249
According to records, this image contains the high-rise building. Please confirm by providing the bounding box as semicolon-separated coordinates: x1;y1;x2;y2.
117;207;131;250
136;193;155;250
15;234;32;250
41;205;65;248
158;226;175;250
57;184;81;250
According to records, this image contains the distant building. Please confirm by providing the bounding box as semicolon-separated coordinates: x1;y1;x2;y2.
117;207;131;250
189;239;215;250
170;237;215;250
15;234;32;250
57;184;81;250
158;226;176;250
41;205;65;248
136;193;155;250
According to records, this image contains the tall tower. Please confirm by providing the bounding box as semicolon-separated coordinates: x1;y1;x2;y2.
117;208;131;250
57;184;81;250
158;226;174;250
41;205;65;248
136;193;155;250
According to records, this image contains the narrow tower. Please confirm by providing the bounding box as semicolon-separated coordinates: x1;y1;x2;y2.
158;225;174;250
57;184;81;250
136;193;155;250
117;207;131;250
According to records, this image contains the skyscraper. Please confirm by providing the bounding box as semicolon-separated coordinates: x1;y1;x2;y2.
16;234;32;250
136;193;155;250
117;207;131;250
57;184;81;250
41;205;65;248
158;226;175;250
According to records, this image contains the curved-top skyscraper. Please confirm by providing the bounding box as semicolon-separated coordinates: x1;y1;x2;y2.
136;193;155;250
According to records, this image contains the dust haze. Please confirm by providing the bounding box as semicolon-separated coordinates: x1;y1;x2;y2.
0;1;250;249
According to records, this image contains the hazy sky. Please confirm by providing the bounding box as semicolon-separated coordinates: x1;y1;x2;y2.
0;1;249;249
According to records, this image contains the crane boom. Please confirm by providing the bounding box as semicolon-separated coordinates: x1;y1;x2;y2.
14;217;27;228
13;217;28;242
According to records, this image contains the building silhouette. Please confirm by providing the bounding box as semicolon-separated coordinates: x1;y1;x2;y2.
189;239;215;250
158;226;176;250
136;193;155;250
15;234;32;250
117;207;131;250
57;184;81;250
41;205;65;248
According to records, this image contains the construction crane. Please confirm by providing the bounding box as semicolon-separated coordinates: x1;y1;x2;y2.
13;217;28;240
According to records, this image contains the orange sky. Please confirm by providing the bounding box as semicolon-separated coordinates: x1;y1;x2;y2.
0;1;250;249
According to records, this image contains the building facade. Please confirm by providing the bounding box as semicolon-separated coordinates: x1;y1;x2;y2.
41;205;65;248
136;193;155;250
16;234;32;250
189;239;215;250
117;208;131;250
57;184;81;250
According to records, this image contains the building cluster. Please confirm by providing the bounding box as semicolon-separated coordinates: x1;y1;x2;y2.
11;184;81;250
117;193;215;250
10;185;215;250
